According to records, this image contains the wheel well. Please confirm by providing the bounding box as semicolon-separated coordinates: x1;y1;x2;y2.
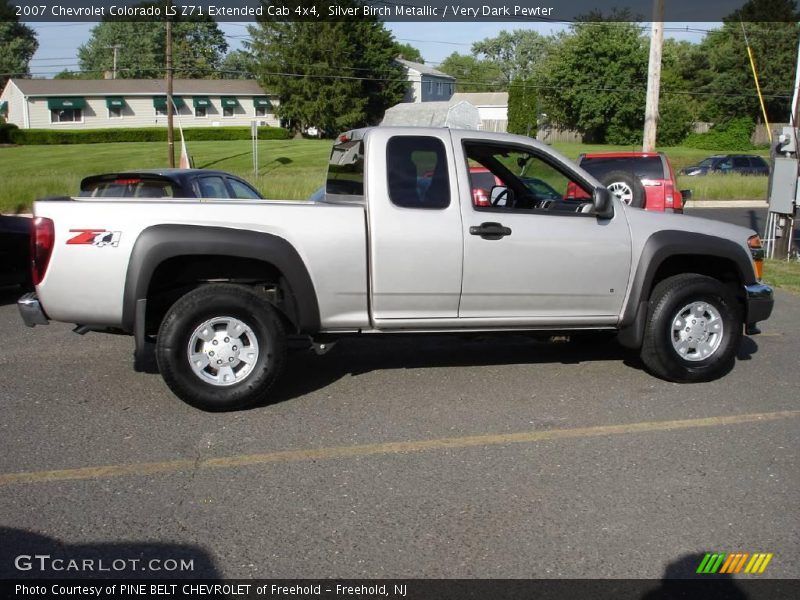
650;255;744;301
144;255;298;335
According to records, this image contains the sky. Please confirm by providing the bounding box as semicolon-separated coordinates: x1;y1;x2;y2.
26;20;712;77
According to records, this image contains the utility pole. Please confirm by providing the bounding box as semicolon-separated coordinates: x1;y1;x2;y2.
166;8;175;168
642;0;664;152
106;45;121;79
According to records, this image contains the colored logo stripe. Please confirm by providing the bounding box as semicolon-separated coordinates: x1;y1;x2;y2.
697;552;773;574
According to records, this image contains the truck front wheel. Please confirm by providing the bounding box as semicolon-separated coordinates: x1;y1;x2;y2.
156;284;286;411
640;274;742;382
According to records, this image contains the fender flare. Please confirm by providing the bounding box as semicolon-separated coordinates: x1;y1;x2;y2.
122;224;321;334
617;230;755;349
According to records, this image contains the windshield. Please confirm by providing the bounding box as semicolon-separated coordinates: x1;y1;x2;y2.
581;156;665;180
80;178;177;198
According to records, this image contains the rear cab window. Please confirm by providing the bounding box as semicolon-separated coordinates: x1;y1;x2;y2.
326;135;365;198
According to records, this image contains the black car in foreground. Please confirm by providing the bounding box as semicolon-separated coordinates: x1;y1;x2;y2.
80;169;264;199
0;214;31;289
680;154;770;176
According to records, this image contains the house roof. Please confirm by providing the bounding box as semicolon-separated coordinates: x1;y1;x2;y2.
8;79;269;97
451;92;509;106
395;59;455;80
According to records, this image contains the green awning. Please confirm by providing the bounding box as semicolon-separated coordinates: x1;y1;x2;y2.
0;101;7;114
47;97;86;110
220;96;238;108
152;96;185;110
105;96;125;109
192;96;211;108
253;97;272;109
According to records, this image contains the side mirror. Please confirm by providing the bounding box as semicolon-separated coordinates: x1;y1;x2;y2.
593;187;614;218
490;185;513;207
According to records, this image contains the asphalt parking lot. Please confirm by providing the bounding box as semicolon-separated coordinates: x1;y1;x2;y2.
1;208;798;581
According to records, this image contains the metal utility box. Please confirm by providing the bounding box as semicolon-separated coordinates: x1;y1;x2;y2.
768;157;798;214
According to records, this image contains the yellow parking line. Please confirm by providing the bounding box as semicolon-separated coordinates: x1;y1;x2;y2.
1;410;797;487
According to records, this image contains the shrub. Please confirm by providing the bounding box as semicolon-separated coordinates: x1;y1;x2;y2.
9;126;290;145
683;117;755;151
0;122;19;144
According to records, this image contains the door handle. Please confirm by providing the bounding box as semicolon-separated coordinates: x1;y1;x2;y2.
469;222;512;240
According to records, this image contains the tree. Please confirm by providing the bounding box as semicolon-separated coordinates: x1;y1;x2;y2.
247;1;407;134
471;29;553;85
536;19;649;144
437;52;504;92
393;42;424;64
507;79;537;136
0;0;38;89
77;2;227;79
698;0;799;124
221;50;255;79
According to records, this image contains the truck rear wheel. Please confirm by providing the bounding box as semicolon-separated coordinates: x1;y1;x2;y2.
640;274;742;383
156;284;286;411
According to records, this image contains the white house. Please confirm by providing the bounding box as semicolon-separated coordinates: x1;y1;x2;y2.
396;59;455;104
0;79;279;130
450;92;509;132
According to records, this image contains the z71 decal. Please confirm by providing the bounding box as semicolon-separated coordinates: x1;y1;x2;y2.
67;229;122;248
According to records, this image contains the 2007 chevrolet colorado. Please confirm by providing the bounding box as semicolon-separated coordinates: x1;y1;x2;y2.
19;127;774;411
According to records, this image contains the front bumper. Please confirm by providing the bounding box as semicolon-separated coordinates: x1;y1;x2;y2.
18;292;49;327
744;283;774;325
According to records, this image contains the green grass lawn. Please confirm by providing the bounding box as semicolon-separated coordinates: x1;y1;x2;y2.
763;259;800;295
0;139;770;213
0;139;332;212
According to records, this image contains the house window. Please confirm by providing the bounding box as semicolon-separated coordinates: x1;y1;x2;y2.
108;107;123;119
223;106;234;118
255;106;268;118
436;82;443;95
50;109;82;123
195;107;207;118
427;80;433;94
155;107;167;117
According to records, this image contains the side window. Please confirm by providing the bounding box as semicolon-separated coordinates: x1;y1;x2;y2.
227;178;262;199
733;156;750;168
464;141;593;214
198;176;230;198
386;136;450;209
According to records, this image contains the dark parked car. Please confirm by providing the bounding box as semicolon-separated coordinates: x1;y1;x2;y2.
680;155;770;176
80;169;264;199
0;214;31;289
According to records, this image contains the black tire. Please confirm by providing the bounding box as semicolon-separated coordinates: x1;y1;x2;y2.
156;283;286;411
640;274;742;383
601;170;646;208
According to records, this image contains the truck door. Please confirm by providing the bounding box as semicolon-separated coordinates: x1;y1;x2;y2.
365;128;463;324
454;134;632;325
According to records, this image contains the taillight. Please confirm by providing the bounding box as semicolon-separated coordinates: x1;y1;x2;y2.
665;181;675;208
748;235;764;280
31;217;55;286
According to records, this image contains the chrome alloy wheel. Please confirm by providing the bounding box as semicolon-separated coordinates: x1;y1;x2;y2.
607;181;634;205
187;316;260;386
670;301;724;362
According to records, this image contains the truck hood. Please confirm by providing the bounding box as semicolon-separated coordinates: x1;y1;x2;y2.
621;204;757;243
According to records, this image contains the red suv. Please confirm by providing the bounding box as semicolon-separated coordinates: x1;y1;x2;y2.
567;152;687;213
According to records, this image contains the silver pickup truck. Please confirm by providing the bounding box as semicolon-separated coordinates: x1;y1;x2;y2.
19;127;774;411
